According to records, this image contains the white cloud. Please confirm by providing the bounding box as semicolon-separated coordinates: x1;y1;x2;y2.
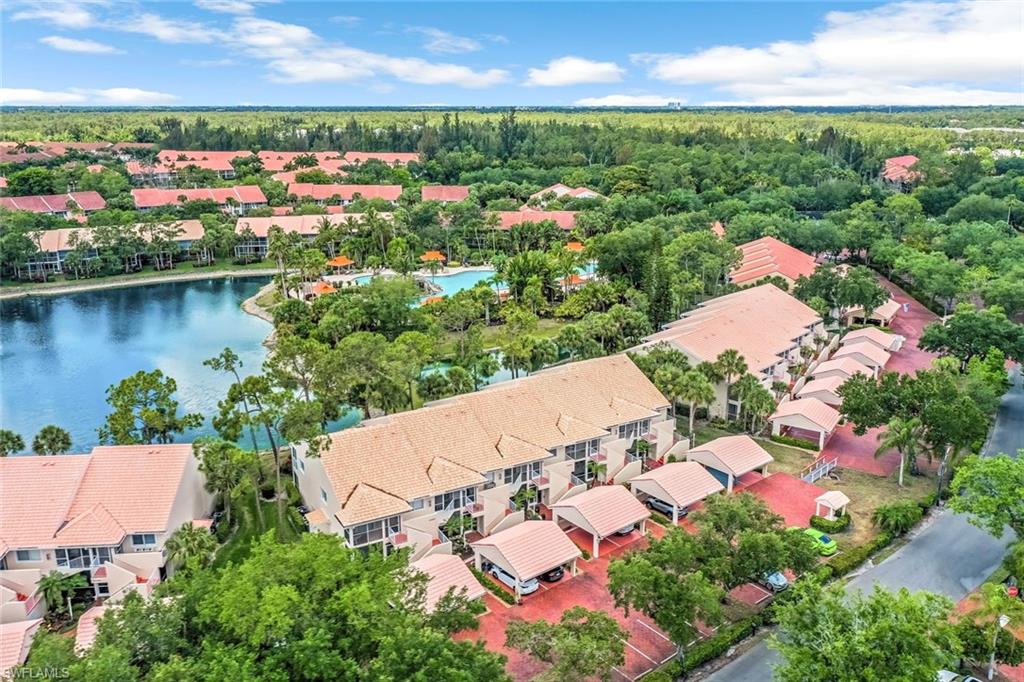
10;1;97;29
482;33;509;44
40;36;122;54
195;0;277;13
179;58;238;68
575;94;684;107
0;87;179;105
525;56;624;87
232;17;508;88
636;0;1021;105
118;13;224;43
330;15;361;26
407;26;481;54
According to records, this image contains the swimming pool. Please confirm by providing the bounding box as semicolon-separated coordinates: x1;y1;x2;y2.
355;269;498;300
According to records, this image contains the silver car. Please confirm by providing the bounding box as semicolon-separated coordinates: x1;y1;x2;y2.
489;564;540;595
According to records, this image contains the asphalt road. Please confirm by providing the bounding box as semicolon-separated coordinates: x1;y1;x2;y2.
705;366;1023;682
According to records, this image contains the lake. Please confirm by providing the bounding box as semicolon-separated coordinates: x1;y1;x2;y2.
0;277;290;453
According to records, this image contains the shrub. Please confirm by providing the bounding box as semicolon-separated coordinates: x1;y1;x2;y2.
872;501;924;536
810;514;851;534
682;615;765;672
917;492;938;509
641;672;674;682
646;512;668;527
769;434;819;451
827;532;894;578
581;548;591;560
470;567;516;605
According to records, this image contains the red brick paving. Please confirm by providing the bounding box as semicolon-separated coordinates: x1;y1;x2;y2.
743;472;826;527
815;277;939;476
460;531;676;681
729;582;773;607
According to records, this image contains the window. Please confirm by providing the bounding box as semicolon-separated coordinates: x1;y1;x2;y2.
292;453;305;473
410;498;425;511
433;487;477;512
15;549;41;562
131;534;156;548
617;419;651;442
345;516;401;548
95;583;109;596
503;462;542;486
320;488;328;504
565;439;601;461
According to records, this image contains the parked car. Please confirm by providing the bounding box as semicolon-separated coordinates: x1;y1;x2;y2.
539;565;565;583
645;496;684;518
760;571;789;592
614;523;636;536
937;672;982;682
803;527;838;555
488;565;540;595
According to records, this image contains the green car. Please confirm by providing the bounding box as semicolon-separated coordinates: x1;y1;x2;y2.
803;528;838;556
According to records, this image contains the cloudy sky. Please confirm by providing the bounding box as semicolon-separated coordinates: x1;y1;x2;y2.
1;0;1020;107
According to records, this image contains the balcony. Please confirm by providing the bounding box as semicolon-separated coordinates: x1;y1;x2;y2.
388;532;410;547
464;501;485;516
531;475;550;489
56;556;104;571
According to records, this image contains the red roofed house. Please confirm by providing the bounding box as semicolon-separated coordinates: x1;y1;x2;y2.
529;183;606;206
127;150;253;186
342;151;420;166
491;209;578;231
288;183;402;206
0;191;105;219
234;213;385;258
257;150;342;172
132;186;267;215
881;155;921;187
730;236;817;287
421;185;471;203
0;618;41;678
0;445;213;620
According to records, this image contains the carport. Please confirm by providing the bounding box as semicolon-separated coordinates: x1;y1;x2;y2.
550;485;650;558
832;341;891;371
769;397;841;450
471;520;581;600
811;357;876;381
685;435;774;494
796;376;845;407
842;327;904;352
629;462;725;523
411;553;486;613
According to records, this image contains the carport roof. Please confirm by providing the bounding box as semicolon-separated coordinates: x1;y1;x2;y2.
833;341;891;368
842;327;900;350
811;357;874;379
770;397;841;432
551;484;651;538
411;553;486;612
471;520;581;580
797;375;845;399
630;462;725;509
686;435;774;477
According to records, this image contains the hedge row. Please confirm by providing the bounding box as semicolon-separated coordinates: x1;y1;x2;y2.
810;514;851;534
470;567;516;605
769;434;819;451
816;531;895;581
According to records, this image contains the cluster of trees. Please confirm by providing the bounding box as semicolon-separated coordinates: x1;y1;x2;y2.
0;424;72;456
608;493;820;658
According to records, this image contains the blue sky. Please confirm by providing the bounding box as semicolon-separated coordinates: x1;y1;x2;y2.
2;0;1020;107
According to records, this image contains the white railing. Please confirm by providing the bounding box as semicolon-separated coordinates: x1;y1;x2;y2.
801;456;839;483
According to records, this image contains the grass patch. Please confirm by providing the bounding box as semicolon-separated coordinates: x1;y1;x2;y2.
213;493;302;569
439;317;569;356
691;424;734;446
254;286;282;310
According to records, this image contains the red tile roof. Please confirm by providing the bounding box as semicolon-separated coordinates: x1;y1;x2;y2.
732;236;817;285
529;183;605;201
342;151;419;165
0;191;105;214
421;185;470;202
131;186;266;209
410;553;486;612
288;183;402;202
882;155;921;182
257;150;341;172
491;209;577;230
157;149;252;172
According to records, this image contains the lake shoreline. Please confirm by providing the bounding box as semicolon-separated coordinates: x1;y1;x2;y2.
0;268;277;301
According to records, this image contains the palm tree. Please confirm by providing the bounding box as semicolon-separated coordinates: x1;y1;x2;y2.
714;349;747;420
875;416;924;487
743;386;776;434
677;369;716;437
165;522;218;570
32;425;72;455
654;366;685;419
0;429;25;457
733;373;762;427
586;459;607;488
38;571;87;619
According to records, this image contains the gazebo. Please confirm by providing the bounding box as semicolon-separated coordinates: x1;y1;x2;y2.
328;254;354;273
420;250;446;264
310;281;337;297
565;241;585;252
422;296;444;305
815;490;851;521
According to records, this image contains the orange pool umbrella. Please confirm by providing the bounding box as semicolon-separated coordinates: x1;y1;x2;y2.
420;250;446;262
328;255;354;268
422;296;445;305
311;281;337;295
565;241;584;252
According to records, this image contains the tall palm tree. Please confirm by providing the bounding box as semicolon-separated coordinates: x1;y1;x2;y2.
38;571;87;618
32;425;72;455
875;416;924;487
732;373;762;427
714;349;748;420
165;522;218;570
654;367;685;418
677;369;716;437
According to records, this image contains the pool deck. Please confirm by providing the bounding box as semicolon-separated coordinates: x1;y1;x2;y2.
323;264;498;286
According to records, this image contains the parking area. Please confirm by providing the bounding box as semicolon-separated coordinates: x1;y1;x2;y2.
462;528;676;682
742;472;826;527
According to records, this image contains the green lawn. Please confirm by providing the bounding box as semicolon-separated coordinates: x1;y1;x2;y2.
439;317;569;355
213;493;303;569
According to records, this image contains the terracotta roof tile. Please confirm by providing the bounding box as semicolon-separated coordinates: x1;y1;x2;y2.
0;191;105;214
490;210;577;230
551;485;650;537
421;185;470;202
687;435;774;476
630;461;725;509
342;151;419;165
832;341;891;368
131;186;266;209
471;520;581;579
842;327;899;350
288;183;402;202
0;618;41;678
731;237;817;285
811;357;874;380
770;398;840;432
410;553;486;612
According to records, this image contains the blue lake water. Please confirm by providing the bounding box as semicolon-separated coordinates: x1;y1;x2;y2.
0;277;356;454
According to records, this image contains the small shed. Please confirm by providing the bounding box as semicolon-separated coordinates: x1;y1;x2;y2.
815;490;851;521
629;462;725;523
685;435;774;494
550;485;650;557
